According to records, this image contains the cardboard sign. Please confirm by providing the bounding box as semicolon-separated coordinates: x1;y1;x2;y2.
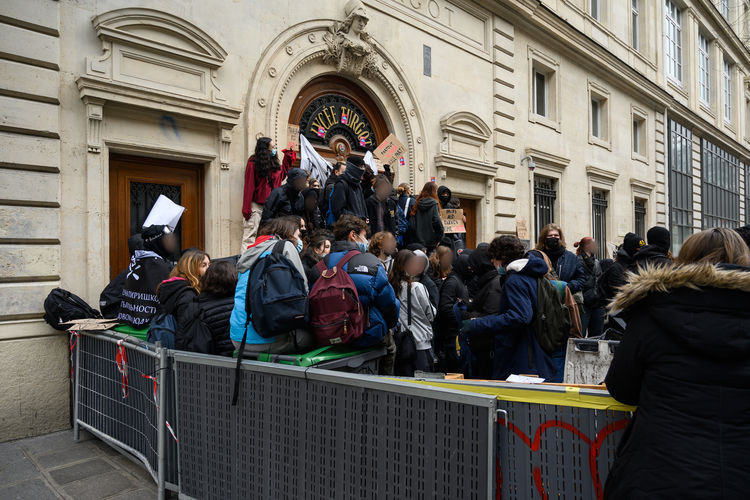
441;208;465;234
516;219;529;241
373;133;406;166
287;123;300;151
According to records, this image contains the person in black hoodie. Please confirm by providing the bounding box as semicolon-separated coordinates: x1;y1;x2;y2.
296;187;322;232
156;249;213;353
260;167;308;225
330;156;368;221
320;161;346;225
464;244;504;379
600;232;644;302
366;174;400;237
300;229;332;284
628;226;673;273
604;228;750;499
435;249;473;373
117;225;176;328
406;182;444;253
196;260;237;357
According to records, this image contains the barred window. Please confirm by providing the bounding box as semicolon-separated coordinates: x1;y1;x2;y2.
634;198;647;238
592;189;608;260
668;120;693;253
534;176;556;241
664;1;682;83
701;138;740;229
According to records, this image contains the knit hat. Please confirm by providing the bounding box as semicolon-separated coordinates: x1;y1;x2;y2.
286;167;307;184
622;232;645;257
647;226;671;253
347;155;365;168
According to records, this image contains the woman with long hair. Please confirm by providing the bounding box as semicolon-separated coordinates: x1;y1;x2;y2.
197;260;238;356
604;228;750;499
241;136;296;250
155;249;211;351
429;245;453;287
405;182;444;252
389;250;436;376
368;231;397;275
574;236;605;337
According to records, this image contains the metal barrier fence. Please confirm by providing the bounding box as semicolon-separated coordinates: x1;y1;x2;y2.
71;330;633;499
172;351;498;500
71;331;178;499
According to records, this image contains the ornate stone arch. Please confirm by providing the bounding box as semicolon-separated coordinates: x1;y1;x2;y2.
245;19;428;187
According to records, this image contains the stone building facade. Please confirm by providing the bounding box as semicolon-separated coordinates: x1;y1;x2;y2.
1;0;749;439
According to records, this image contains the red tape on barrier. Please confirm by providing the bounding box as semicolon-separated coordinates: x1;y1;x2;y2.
165;420;178;443
115;340;129;399
142;374;158;408
69;331;79;380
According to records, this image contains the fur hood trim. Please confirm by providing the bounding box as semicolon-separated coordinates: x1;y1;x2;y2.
609;263;750;312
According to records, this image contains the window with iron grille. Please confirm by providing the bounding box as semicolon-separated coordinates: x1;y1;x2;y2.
634;198;647;238
664;1;682;83
534;176;556;241
701;138;740;229
668;120;693;253
592;189;608;260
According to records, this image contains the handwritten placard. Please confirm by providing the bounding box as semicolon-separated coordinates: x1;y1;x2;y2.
373;133;406;166
441;208;465;234
516;219;529;241
287;123;300;151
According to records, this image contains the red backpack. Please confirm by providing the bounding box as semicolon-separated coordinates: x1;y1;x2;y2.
309;251;365;345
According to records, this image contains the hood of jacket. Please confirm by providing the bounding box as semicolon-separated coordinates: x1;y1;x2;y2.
469;243;494;277
615;245;634;266
632;244;669;264
610;263;750;359
417;197;439;212
286;167;307;184
237;235;283;273
452;250;474;281
343;162;365;185
412;249;430;274
437;186;452;205
157;277;194;311
506;253;548;278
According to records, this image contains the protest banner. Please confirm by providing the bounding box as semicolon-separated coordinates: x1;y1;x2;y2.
516;219;529;241
441;208;465;234
373;133;406;166
287;123;300;151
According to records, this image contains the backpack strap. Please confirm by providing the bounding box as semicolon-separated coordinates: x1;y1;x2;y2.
407;281;413;328
334;250;360;270
271;239;287;255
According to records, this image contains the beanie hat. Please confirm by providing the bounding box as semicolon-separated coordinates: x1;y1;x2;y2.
647;226;671;253
347;155;365;168
622;232;645;257
286;167;307;184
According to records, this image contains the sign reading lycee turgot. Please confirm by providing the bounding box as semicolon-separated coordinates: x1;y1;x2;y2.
441;209;465;234
373;133;406;166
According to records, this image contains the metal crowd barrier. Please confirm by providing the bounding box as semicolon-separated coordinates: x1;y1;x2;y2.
71;331;178;499
171;351;498;499
71;330;633;499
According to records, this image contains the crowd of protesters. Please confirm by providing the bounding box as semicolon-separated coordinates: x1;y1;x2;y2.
96;135;750;497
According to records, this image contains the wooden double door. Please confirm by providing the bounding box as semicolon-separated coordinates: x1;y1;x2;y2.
109;155;204;279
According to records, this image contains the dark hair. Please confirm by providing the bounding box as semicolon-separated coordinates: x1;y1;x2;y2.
734;225;750;249
411;182;439;216
488;235;526;265
301;229;332;262
258;217;298;240
368;231;395;258
676;228;750;266
449;197;460;208
574;237;594;256
389;250;415;296
334;161;346;174
332;214;368;242
253;137;281;183
199;260;238;296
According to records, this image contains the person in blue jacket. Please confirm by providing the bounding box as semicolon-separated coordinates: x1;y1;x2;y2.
314;214;400;349
532;223;586;293
461;235;556;381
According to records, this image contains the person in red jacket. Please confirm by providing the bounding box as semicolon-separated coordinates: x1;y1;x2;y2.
241;137;296;249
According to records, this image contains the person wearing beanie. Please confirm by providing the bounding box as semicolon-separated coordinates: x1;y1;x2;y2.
116;225;176;327
628;226;673;274
260;167;308;226
330;155;368;221
598;232;645;310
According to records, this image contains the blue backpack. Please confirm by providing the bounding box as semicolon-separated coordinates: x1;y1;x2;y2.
147;313;176;349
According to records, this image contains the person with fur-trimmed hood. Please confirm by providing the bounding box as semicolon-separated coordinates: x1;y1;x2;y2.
604;228;750;499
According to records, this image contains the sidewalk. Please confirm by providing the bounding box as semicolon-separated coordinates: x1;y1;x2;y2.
0;429;157;499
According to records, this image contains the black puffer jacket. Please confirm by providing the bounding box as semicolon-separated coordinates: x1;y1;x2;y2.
156;277;209;353
197;292;235;357
604;263;750;499
435;251;473;357
366;195;400;237
330;163;367;220
406;198;444;252
627;244;672;274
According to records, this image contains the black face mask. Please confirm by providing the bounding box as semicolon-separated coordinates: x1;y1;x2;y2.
545;237;561;250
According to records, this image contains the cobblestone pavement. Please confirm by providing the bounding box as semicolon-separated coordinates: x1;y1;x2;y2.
0;429;158;499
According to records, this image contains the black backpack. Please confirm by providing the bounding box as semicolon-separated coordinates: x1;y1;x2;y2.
44;288;101;330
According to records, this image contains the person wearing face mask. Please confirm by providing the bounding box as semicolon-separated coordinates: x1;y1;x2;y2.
330;156;368;222
229;217;313;354
461;236;555;381
532;224;586;294
314;215;399;348
300;229;333;284
260;168;309;225
242;137;296;250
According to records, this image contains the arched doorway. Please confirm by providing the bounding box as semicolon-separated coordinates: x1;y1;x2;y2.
288;76;389;164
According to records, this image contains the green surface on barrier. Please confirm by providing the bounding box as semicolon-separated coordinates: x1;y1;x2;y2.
253;345;381;367
112;324;149;341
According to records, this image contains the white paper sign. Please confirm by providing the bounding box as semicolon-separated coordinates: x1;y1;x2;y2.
363;150;378;176
142;195;185;231
506;374;545;384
